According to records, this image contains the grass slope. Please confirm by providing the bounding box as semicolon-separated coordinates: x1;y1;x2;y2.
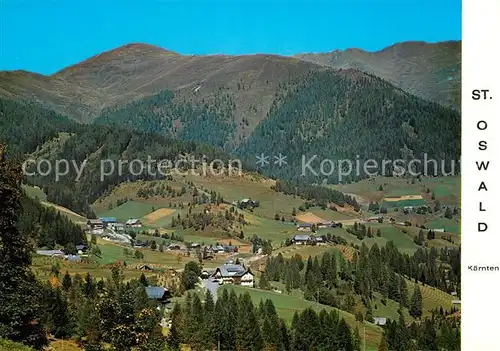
220;285;382;350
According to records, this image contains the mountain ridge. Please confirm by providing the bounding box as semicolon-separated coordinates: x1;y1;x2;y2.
0;40;460;122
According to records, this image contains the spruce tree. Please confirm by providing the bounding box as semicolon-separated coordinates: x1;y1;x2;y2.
409;284;423;318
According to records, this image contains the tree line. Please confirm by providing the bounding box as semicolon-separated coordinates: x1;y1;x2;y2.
169;287;360;351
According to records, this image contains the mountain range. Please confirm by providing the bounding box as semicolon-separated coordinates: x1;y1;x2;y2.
0;40;461;207
0;40;460;121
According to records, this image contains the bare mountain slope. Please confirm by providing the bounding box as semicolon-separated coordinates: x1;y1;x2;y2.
0;43;323;122
294;41;461;108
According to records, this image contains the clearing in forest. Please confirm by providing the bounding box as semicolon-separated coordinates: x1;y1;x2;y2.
143;208;176;224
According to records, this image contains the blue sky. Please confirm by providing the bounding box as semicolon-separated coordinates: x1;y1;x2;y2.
1;0;461;75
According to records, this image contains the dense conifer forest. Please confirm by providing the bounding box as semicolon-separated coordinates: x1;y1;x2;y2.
237;70;461;183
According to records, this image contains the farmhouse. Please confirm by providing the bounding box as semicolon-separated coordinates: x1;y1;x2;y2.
290;234;322;245
367;216;383;223
317;222;332;229
87;219;104;233
238;198;260;209
126;219;142;228
100;217;117;227
211;262;254;287
297;223;313;231
145;286;172;304
36;249;65;257
373;317;387;326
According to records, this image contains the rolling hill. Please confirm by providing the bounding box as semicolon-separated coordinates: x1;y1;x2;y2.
294;40;461;109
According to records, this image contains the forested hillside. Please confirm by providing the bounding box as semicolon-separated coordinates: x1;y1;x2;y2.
237;69;461;183
294;41;461;109
18;195;87;250
0;98;242;217
0;98;78;154
94;89;237;149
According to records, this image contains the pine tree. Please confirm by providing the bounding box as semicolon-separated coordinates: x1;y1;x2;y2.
0;153;48;348
409;284;423;318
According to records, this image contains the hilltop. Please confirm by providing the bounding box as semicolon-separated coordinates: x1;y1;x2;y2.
0;43;322;123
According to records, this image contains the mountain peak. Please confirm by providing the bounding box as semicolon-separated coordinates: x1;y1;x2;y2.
53;42;179;77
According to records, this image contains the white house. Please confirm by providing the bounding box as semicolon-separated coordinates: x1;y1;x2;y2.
126;219;142;228
211;262;254;287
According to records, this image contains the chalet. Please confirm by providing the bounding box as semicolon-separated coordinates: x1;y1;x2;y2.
317;222;332;229
87;219;104;233
373;317;387;326
297;223;313;231
238;198;260;209
126;219;142;228
211;263;254;287
36;249;65;257
291;234;311;244
315;236;326;245
145;286;171;304
367;216;383;223
133;241;147;248
213;245;225;253
100;217;117;227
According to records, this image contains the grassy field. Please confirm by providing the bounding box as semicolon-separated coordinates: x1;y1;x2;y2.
368;223;419;253
220;285;382;350
95;200;158;222
184;173;305;220
22;184;48;201
31;256;154;281
405;280;455;316
382;198;427;208
425;218;461;234
330;176;460;206
241;214;297;246
272;245;341;259
93;237;231;269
